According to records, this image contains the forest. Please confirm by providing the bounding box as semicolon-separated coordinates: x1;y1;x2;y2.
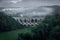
0;5;60;40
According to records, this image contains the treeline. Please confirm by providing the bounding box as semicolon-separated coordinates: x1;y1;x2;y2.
17;13;60;40
17;6;60;40
0;12;24;32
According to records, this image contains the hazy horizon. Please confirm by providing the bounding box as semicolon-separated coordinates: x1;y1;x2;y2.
0;0;60;17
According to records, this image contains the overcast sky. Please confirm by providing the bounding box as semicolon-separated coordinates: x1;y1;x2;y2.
0;0;59;16
0;0;60;8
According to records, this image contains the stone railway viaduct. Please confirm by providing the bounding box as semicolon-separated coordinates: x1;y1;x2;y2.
13;16;45;26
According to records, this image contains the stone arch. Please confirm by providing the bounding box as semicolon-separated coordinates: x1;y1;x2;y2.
35;19;38;23
31;19;34;23
20;19;22;23
24;19;27;23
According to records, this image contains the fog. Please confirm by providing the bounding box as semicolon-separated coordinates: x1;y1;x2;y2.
3;7;54;17
0;0;60;17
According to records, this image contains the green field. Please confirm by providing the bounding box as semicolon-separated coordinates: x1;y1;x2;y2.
0;26;36;40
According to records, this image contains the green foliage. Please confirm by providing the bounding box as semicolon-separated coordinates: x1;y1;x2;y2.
17;11;60;40
17;33;33;40
0;12;24;32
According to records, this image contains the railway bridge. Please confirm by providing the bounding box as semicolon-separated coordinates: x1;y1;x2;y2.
13;16;45;26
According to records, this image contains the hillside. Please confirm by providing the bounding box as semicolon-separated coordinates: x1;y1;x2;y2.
0;12;24;32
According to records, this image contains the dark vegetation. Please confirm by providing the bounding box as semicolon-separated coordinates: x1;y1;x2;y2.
0;12;24;32
17;6;60;40
0;5;60;40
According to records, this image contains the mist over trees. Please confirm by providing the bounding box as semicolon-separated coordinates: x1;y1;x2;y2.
0;5;60;40
17;12;60;40
17;5;60;40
